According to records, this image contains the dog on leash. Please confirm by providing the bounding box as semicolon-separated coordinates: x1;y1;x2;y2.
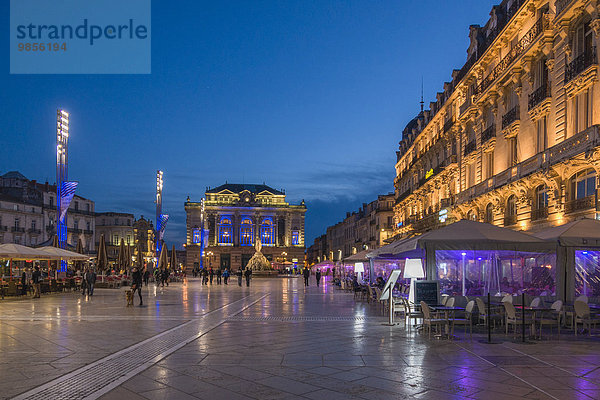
126;289;134;307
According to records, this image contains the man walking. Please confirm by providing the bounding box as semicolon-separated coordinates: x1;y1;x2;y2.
303;267;310;287
237;269;243;286
32;266;41;298
216;268;222;285
244;268;252;287
316;268;322;287
132;267;143;306
86;269;97;296
209;268;214;285
222;268;229;285
143;268;150;286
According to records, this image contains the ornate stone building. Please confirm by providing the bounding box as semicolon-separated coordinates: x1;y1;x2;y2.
0;171;95;251
95;212;135;260
394;0;600;238
185;183;306;272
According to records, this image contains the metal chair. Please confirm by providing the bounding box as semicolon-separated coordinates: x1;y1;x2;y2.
574;301;600;337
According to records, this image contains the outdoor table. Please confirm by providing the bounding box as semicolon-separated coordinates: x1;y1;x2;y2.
431;306;465;337
514;305;554;341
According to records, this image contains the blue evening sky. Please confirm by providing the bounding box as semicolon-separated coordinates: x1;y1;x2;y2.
0;1;497;248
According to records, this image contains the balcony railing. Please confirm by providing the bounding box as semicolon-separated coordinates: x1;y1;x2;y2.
531;207;548;221
11;227;25;233
28;228;42;235
565;47;597;84
68;228;83;234
528;82;550;111
464;140;477;157
502;105;520;129
481;124;495;143
504;215;518;226
565;195;596;214
0;226;7;232
84;229;94;235
476;15;547;97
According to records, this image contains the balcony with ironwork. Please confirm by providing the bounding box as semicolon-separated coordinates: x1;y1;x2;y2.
476;15;548;97
504;214;518;226
502;105;520;130
68;228;83;234
528;83;550;111
11;227;25;233
565;47;597;84
530;207;548;221
463;140;477;157
481;124;496;143
565;195;596;214
28;228;42;235
0;226;7;232
84;229;94;235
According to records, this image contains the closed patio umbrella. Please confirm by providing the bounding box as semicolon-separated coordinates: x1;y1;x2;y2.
117;238;126;273
170;245;177;271
157;243;168;270
97;234;108;272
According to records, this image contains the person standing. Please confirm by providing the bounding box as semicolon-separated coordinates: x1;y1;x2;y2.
222;268;229;285
315;269;322;287
86;269;97;296
244;268;252;287
131;267;143;306
201;268;208;285
237;269;243;286
81;268;88;295
332;267;336;278
153;268;161;286
143;269;150;286
32;266;41;298
162;269;169;287
216;268;222;285
303;267;310;287
209;268;214;285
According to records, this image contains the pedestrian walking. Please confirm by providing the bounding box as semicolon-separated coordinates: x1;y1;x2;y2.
81;268;88;295
303;267;310;287
244;268;252;287
209;268;214;284
332;267;336;278
222;268;229;285
316;269;322;287
153;268;161;286
143;269;150;286
32;266;41;298
131;267;143;306
201;268;208;285
237;269;243;286
162;269;169;287
86;269;97;296
216;268;222;285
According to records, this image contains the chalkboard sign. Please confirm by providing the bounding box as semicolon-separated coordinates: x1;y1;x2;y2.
414;280;439;305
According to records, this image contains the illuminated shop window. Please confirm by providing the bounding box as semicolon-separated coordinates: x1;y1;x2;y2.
219;217;233;245
291;230;299;245
192;228;201;244
260;218;274;246
240;217;253;246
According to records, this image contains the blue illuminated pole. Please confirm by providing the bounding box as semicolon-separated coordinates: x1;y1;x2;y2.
155;170;163;258
56;110;69;271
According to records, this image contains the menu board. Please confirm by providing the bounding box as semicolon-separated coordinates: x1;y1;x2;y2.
378;269;402;301
414;280;439;305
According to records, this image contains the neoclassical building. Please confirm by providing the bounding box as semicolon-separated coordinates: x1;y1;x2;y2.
185;183;306;272
394;0;600;237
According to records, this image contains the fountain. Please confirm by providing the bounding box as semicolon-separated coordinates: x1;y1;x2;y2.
246;238;278;277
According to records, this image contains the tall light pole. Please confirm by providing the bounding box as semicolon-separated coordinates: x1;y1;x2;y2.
56;110;69;271
155;170;163;258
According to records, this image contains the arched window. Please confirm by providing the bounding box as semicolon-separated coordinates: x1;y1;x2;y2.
240;217;253;246
569;169;596;201
507;195;516;216
467;210;477;221
192;227;201;244
218;217;232;245
260;217;274;246
485;203;493;223
535;185;548;210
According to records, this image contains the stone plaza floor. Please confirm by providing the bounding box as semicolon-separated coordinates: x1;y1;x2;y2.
0;277;599;400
